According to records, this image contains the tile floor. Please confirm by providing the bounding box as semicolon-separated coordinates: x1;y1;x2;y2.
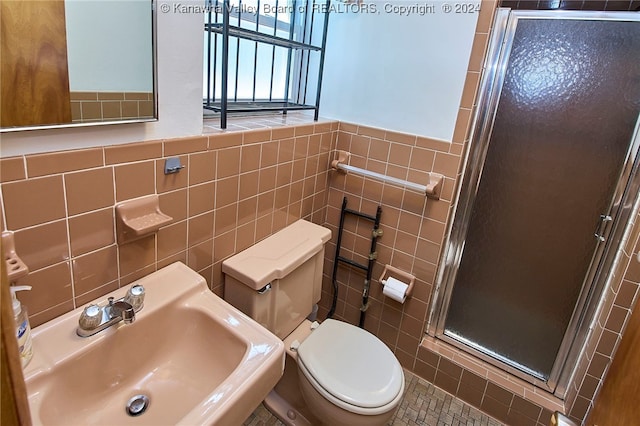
243;370;505;426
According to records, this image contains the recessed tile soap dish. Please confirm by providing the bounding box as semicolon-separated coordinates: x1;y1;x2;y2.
116;195;173;244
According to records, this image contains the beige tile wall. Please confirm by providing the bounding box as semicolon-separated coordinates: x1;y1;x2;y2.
3;122;636;426
2;109;639;426
318;123;461;345
316;2;640;425
70;92;154;122
0;122;336;327
2;2;639;425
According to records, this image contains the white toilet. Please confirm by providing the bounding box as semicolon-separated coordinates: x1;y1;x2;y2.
222;219;405;426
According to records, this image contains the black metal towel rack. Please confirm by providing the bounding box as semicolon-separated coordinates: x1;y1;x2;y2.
328;196;382;328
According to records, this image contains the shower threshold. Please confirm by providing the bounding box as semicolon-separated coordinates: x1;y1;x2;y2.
444;331;548;382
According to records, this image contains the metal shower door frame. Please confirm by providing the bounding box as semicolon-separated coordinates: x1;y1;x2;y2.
427;8;640;397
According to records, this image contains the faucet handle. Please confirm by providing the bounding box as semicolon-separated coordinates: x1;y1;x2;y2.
124;284;145;311
79;304;102;330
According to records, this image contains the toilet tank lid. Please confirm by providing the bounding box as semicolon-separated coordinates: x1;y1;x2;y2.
222;220;331;290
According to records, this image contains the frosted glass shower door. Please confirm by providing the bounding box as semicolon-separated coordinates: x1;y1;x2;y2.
442;13;640;382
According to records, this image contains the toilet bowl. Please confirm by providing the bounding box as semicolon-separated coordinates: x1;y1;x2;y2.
222;220;405;426
296;319;404;426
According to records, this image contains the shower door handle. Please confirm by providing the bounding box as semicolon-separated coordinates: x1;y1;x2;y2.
594;214;612;243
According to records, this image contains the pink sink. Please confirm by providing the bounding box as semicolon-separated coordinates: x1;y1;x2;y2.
23;262;285;425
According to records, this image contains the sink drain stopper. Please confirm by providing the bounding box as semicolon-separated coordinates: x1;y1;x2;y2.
126;394;150;416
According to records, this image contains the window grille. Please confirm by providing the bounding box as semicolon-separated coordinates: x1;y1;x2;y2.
203;0;330;129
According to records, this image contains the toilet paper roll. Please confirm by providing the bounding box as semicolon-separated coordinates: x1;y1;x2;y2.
383;277;409;303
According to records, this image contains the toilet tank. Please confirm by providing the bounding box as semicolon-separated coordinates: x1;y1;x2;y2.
222;220;331;339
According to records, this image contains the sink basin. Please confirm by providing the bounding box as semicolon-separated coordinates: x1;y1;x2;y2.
23;262;285;425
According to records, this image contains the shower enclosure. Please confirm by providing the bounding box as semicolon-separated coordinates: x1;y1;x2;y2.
429;9;640;395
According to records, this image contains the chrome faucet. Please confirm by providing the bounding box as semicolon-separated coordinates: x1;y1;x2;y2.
110;299;136;324
77;285;145;337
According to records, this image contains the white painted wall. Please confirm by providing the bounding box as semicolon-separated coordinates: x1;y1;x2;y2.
319;1;479;141
0;1;204;157
65;0;153;92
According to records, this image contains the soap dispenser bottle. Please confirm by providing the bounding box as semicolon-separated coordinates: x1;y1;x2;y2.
10;285;33;367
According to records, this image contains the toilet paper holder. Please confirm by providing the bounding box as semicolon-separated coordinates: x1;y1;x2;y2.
379;264;415;298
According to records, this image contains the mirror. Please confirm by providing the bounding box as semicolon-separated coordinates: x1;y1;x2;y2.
0;0;156;132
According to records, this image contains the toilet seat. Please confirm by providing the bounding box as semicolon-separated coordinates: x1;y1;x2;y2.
296;319;404;415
